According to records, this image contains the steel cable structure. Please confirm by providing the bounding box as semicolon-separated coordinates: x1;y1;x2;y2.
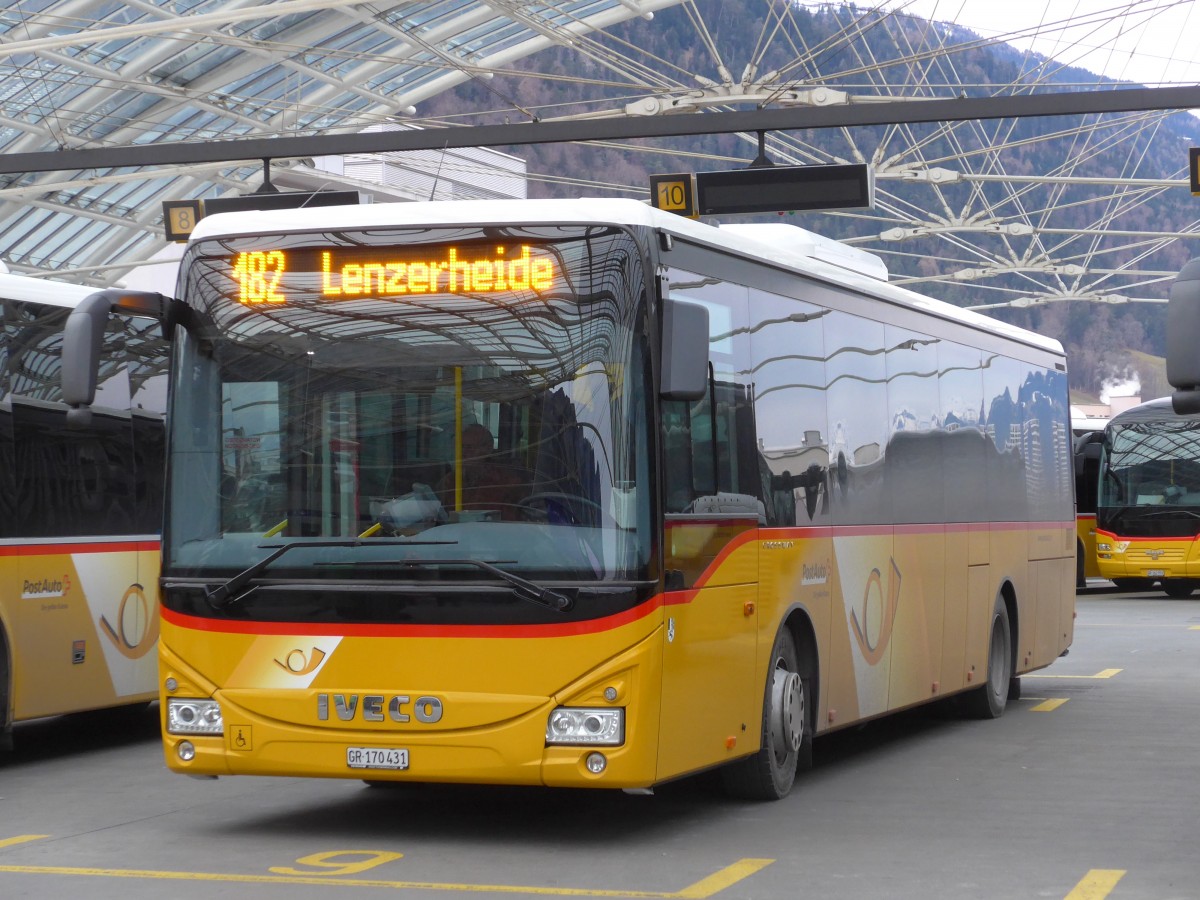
1;0;1198;319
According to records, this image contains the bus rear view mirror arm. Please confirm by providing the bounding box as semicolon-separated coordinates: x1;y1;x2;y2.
1167;258;1200;415
62;289;176;427
660;297;708;401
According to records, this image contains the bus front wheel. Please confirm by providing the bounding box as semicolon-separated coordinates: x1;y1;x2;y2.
721;628;806;801
1163;580;1196;599
962;596;1012;719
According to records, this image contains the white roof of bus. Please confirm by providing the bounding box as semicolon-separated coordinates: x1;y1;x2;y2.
189;198;1064;356
0;271;98;309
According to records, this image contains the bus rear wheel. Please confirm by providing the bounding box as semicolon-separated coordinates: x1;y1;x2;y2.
962;596;1012;719
0;623;10;751
1163;580;1196;599
721;628;806;801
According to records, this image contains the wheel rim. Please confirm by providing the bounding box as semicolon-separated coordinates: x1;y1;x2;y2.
987;615;1009;698
769;664;804;759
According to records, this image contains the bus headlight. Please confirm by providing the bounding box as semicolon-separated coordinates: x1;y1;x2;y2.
546;708;624;746
167;698;224;735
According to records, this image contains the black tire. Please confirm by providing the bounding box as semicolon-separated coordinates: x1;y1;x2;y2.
1008;675;1021;704
721;628;807;801
962;596;1012;719
0;623;10;751
1112;577;1153;592
1075;541;1086;588
1163;580;1196;599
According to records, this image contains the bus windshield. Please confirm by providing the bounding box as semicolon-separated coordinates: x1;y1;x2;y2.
164;225;652;587
1099;419;1200;531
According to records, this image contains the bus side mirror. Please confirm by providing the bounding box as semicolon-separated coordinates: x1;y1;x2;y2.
660;298;709;401
62;289;174;427
1167;258;1200;414
1074;441;1101;475
62;293;114;427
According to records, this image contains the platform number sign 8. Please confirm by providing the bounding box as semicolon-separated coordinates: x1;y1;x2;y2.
163;199;204;242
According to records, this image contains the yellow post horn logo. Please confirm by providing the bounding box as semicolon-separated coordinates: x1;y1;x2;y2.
99;584;159;659
850;559;901;666
275;647;327;676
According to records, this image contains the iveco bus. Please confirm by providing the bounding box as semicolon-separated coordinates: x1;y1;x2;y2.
62;199;1075;798
1095;398;1200;597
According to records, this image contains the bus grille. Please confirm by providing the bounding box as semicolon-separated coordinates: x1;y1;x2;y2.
1128;548;1187;564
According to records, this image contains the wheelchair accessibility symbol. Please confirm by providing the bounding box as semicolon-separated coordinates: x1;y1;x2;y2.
229;726;253;751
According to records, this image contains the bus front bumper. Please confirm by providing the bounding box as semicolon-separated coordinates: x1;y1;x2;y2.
158;634;665;790
1094;533;1200;581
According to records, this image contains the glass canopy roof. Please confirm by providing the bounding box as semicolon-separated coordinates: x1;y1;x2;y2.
0;0;678;286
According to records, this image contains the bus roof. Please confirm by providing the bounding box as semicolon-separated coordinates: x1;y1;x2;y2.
1106;396;1199;426
188;198;1065;357
0;271;98;309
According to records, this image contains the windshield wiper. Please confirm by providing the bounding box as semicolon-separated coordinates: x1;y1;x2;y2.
1139;509;1200;520
347;558;571;612
204;538;457;609
455;558;571;612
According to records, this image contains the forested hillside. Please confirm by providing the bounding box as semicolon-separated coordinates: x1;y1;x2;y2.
422;1;1199;396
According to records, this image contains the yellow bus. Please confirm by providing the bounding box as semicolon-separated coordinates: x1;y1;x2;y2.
63;200;1075;798
1094;398;1200;597
1073;428;1105;587
0;271;166;749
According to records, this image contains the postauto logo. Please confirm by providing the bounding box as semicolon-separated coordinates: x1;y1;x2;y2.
21;573;71;599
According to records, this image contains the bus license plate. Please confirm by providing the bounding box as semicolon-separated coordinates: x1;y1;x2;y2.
347;747;409;770
1147;569;1165;578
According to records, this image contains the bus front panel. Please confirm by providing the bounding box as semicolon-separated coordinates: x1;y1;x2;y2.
159;224;672;786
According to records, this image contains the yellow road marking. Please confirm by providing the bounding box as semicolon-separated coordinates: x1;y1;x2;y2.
1064;868;1126;899
673;859;774;899
1030;698;1069;712
1028;668;1122;679
0;858;774;898
1190;625;1200;631
0;836;49;850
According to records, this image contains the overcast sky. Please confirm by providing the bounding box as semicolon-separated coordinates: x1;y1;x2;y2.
882;0;1200;87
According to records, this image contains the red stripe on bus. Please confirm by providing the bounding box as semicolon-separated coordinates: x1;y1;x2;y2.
1095;529;1200;542
761;521;1071;541
161;597;667;639
158;519;1072;639
0;540;161;557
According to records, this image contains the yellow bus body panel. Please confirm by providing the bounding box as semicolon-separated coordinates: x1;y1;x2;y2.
1076;514;1102;579
1;541;159;722
160;607;666;787
1095;529;1200;581
160;521;1073;787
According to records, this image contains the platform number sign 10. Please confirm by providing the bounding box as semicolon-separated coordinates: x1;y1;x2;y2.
649;174;696;218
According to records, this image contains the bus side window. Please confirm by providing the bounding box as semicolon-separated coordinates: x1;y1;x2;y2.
663;270;764;520
662;373;764;520
663;398;697;513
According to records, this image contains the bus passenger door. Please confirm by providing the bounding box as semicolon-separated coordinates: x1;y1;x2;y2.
657;379;762;781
